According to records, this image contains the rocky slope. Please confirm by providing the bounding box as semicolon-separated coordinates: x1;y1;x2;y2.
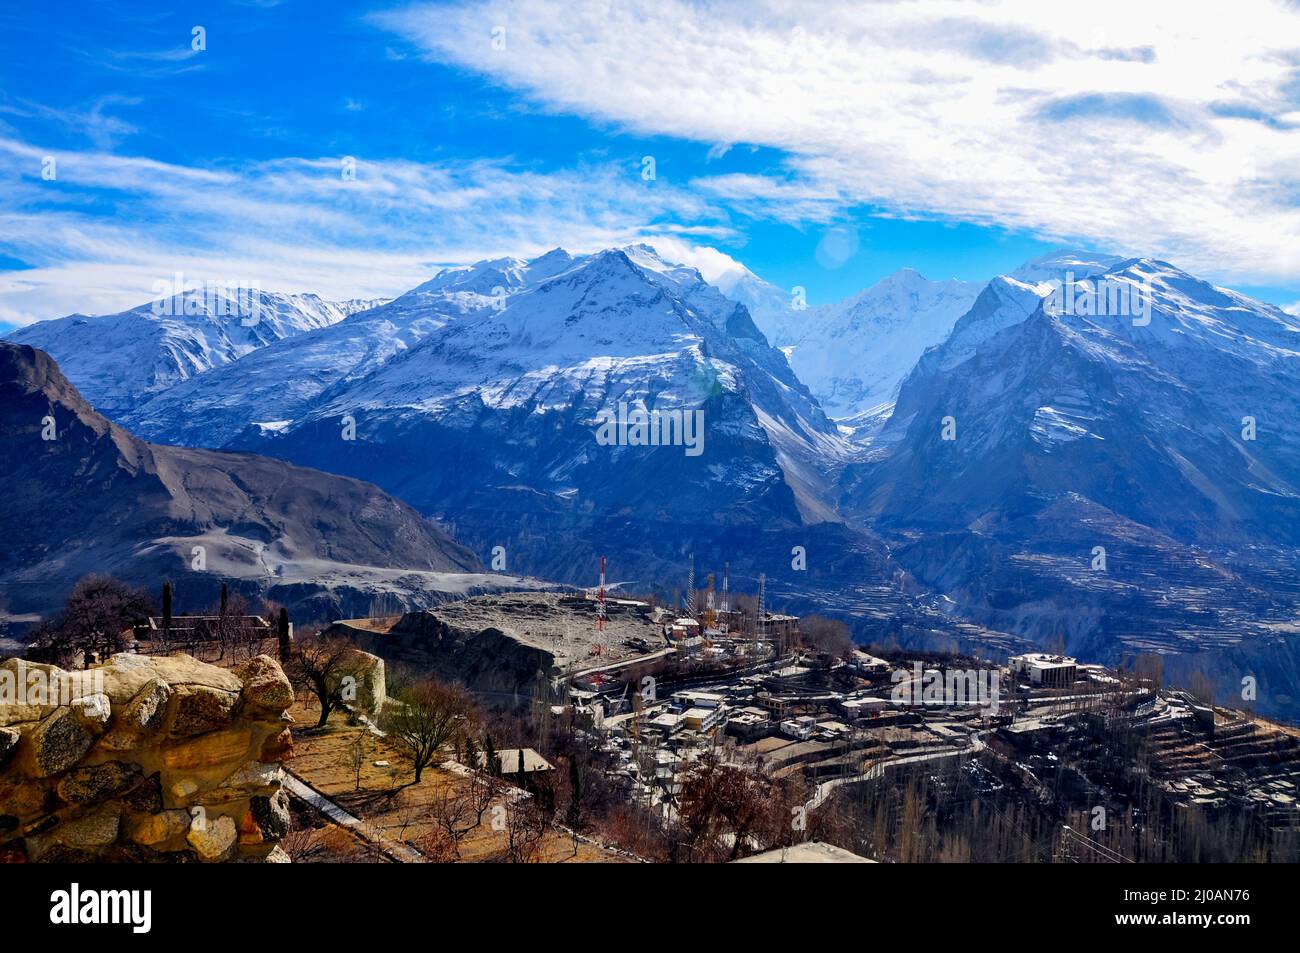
0;342;511;619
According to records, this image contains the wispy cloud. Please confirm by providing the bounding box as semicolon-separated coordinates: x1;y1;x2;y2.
0;138;734;325
375;0;1300;282
0;96;142;150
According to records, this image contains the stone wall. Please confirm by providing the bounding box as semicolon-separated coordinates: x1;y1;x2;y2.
0;653;294;863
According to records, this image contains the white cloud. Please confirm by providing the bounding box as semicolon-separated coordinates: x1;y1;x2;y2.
638;235;746;283
377;0;1300;284
0;139;735;325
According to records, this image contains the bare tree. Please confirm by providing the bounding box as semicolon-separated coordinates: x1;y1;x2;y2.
675;752;786;862
425;783;479;860
31;574;154;667
505;798;550;863
799;615;854;659
380;678;479;783
287;631;366;728
349;732;367;791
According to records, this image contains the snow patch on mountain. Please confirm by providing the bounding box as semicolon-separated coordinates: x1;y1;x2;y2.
6;290;382;416
750;269;983;421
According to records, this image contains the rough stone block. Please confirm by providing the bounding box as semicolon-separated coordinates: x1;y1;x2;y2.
30;707;93;777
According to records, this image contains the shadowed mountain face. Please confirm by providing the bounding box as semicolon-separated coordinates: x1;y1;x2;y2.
13;246;1300;717
839;259;1300;717
842;258;1300;543
0;342;483;619
118;246;872;587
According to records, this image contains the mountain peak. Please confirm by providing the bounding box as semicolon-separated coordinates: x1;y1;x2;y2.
1010;248;1125;284
878;266;928;284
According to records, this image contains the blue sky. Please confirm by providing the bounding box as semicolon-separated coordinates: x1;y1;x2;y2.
1;0;1298;328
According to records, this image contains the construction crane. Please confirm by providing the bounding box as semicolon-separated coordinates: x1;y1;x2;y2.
685;553;696;618
595;555;608;632
591;555;608;657
720;561;730;633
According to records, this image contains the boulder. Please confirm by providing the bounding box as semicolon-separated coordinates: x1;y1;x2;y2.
99;654;241;707
30;707;93;777
122;773;163;813
168;685;238;737
258;728;294;764
237;655;294;713
0;659;66;726
55;761;142;804
162;728;252;770
121;677;171;732
71;693;112;733
128;809;190;847
250;789;290;840
54;806;120;849
202;761;281;801
332;650;386;717
186;814;237;862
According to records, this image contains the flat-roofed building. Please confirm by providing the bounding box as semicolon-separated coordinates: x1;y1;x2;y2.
1009;653;1078;688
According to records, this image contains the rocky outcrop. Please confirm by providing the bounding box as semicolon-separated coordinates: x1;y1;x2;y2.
0;342;481;620
0;653;293;863
334;612;552;703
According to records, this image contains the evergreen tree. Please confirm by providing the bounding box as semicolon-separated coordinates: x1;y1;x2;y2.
277;607;291;663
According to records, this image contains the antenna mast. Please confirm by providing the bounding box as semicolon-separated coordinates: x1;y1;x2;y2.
596;555;607;632
686;553;696;618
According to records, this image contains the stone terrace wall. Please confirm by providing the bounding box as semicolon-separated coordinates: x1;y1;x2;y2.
0;653;295;863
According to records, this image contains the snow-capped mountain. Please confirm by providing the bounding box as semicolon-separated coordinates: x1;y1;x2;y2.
736;268;981;423
837;258;1300;715
1007;248;1126;286
122;254;576;448
786;269;982;420
5;291;384;417
737;251;1126;426
120;246;862;584
844;258;1300;543
711;265;800;347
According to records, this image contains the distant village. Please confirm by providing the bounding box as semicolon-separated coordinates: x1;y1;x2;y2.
6;566;1300;865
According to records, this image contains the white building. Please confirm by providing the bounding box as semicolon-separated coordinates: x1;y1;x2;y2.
1008;653;1078;688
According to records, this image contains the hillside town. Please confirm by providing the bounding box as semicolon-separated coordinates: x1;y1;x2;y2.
9;569;1293;867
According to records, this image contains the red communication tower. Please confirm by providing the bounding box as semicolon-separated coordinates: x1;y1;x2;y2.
596;555;608;633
